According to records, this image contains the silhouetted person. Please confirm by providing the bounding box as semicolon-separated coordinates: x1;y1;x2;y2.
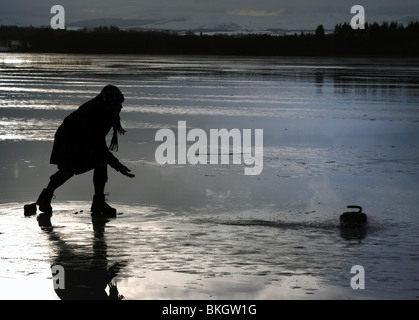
36;85;135;216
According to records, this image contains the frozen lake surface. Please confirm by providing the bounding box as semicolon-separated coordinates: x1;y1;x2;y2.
0;53;419;299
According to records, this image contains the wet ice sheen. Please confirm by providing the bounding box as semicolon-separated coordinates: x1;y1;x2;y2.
0;54;419;299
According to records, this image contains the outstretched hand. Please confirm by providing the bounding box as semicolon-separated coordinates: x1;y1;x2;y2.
119;165;135;178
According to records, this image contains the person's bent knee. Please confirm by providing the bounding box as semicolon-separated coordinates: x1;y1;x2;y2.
93;164;108;183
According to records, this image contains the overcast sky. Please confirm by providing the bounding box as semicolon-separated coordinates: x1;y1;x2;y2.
1;0;418;29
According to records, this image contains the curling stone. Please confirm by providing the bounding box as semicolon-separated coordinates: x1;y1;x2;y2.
339;205;367;228
24;202;37;216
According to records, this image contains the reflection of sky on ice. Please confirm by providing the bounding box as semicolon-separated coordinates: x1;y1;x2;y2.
1;53;419;145
1;53;419;299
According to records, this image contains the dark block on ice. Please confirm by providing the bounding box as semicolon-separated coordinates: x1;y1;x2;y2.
24;203;37;216
339;205;367;228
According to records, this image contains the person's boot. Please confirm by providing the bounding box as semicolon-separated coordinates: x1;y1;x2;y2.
37;213;52;228
36;188;54;215
91;194;117;217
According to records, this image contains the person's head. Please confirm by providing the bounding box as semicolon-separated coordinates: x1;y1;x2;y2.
100;85;124;114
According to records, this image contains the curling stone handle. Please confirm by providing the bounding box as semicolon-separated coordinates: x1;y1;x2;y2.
347;205;362;213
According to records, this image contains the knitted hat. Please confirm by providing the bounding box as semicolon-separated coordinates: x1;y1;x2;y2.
101;84;125;105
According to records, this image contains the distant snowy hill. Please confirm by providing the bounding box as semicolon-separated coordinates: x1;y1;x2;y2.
57;14;419;34
67;18;160;29
67;15;327;34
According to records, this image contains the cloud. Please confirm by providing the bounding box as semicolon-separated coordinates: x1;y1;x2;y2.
227;9;286;17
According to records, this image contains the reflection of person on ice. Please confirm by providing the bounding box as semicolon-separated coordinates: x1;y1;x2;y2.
37;85;135;216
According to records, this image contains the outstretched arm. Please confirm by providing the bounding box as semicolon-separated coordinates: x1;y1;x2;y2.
118;164;135;178
103;148;135;178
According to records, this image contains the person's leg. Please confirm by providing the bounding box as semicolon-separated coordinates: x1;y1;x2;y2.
93;163;108;196
37;170;74;214
91;164;117;216
47;170;75;192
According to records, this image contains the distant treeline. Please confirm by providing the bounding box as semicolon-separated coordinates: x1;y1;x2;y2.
1;22;419;56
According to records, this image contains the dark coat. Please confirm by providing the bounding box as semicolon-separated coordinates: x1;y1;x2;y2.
50;95;122;174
